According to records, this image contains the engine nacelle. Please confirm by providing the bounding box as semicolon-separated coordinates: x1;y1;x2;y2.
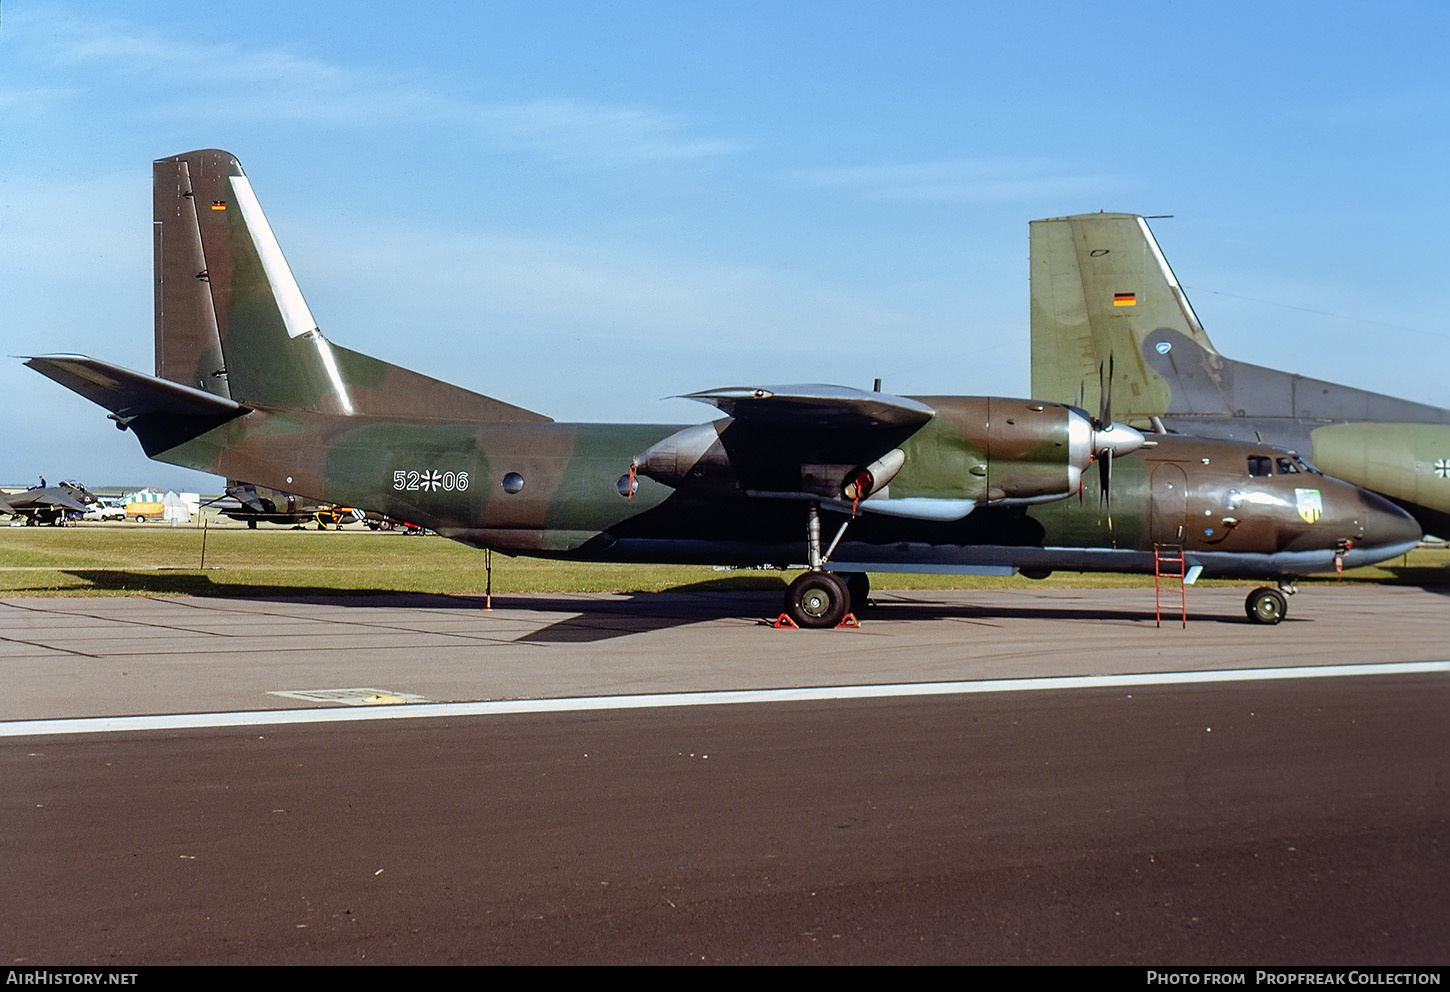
978;399;1144;504
631;397;1145;508
631;422;734;490
843;449;906;501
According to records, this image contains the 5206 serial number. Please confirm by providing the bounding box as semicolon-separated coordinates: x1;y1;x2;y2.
393;470;470;492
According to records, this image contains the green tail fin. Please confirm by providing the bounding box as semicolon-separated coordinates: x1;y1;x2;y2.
1030;212;1217;421
153;149;550;423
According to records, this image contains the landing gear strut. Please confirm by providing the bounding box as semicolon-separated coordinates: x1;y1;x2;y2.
779;502;859;628
1245;582;1295;625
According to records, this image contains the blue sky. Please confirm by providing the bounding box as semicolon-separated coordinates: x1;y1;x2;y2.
3;1;1447;491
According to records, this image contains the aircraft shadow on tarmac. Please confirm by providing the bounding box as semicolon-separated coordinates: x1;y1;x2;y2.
43;569;787;643
49;569;472;601
511;578;787;643
19;565;1448;641
29;568;1322;636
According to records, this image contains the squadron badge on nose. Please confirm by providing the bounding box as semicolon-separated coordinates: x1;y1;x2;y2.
1295;488;1324;524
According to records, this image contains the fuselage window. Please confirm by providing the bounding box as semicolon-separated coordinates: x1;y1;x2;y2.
1276;457;1299;474
1247;456;1272;477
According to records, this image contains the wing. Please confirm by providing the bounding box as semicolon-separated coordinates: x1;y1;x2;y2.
635;384;936;509
18;487;90;513
678;384;934;430
226;483;270;513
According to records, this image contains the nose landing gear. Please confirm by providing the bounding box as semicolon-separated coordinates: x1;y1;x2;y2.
1245;582;1296;625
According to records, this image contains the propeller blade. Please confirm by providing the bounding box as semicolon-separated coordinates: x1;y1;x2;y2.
1098;353;1115;428
1097;360;1106;426
1098;448;1114;534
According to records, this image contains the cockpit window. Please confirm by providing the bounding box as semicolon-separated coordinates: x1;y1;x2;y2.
1247;456;1272;477
1276;457;1299;474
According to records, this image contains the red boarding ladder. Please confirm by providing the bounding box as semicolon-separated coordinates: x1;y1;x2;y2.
1154;544;1187;628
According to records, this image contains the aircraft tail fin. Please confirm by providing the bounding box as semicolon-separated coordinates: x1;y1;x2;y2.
154;156;233;401
1029;213;1450;428
1030;213;1220;420
152;149;550;423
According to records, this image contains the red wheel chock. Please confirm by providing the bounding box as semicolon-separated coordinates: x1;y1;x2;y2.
771;613;860;629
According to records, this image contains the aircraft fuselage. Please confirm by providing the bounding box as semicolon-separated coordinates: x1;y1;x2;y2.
150;404;1418;580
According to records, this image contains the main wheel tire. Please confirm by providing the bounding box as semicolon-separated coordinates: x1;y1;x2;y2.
1245;587;1288;625
785;571;850;629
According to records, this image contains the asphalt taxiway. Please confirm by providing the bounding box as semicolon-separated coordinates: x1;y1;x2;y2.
3;585;1448;964
2;585;1449;721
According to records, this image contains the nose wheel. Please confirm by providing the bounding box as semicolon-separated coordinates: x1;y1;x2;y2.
1245;586;1289;625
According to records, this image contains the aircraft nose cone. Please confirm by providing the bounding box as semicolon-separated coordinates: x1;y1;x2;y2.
1356;489;1422;553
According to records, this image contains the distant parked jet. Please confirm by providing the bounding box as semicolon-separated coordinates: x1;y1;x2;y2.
1;481;96;526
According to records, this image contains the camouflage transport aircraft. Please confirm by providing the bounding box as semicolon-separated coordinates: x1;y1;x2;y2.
1030;212;1450;541
24;151;1421;626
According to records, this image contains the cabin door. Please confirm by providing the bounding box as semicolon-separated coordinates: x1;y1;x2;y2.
1150;464;1188;546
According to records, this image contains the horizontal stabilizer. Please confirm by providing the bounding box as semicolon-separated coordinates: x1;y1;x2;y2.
680;385;935;429
24;355;247;421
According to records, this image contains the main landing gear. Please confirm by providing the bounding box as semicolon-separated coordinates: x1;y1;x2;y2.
779;503;866;629
785;570;851;628
1245;582;1295;625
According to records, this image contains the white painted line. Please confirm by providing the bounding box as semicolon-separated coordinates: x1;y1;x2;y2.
3;661;1446;737
269;688;432;706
